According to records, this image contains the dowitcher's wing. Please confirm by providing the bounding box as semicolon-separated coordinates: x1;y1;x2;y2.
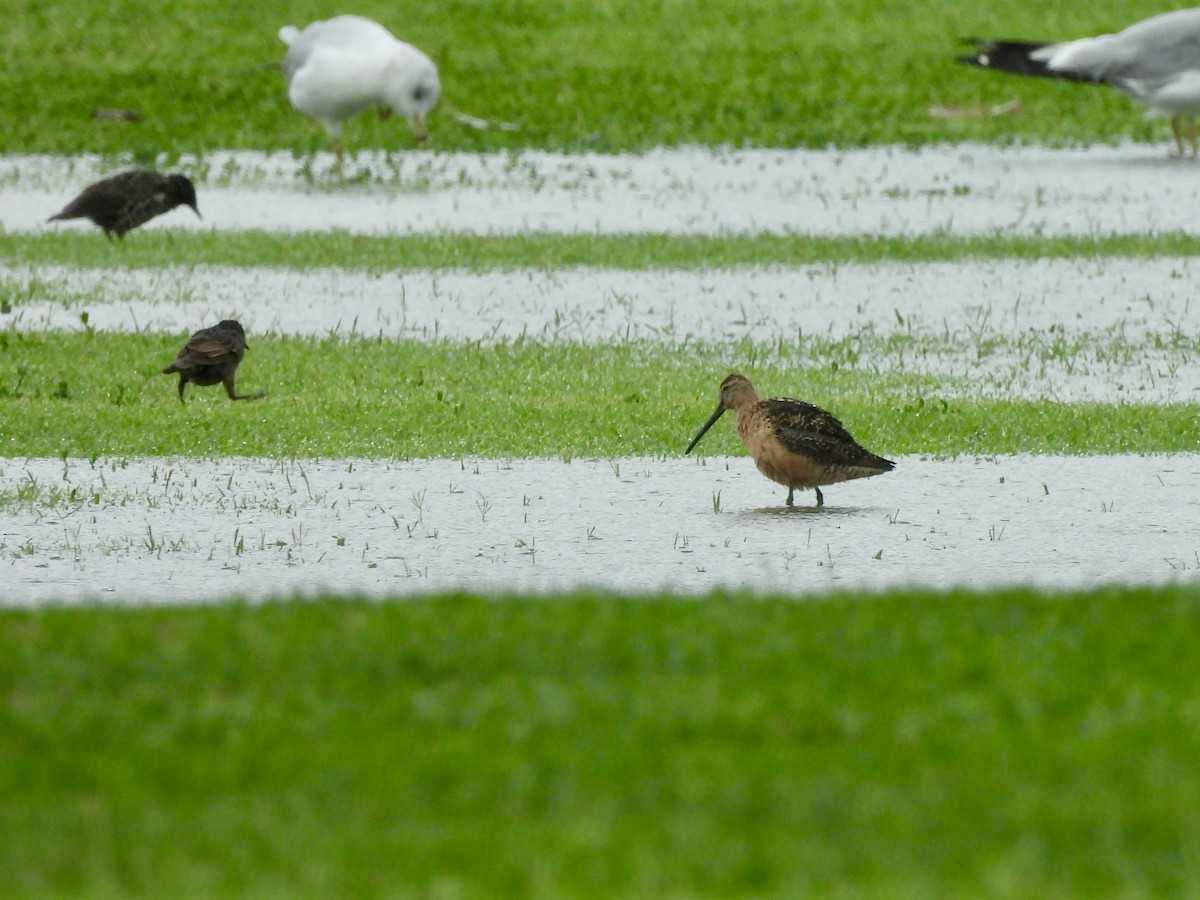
762;398;889;468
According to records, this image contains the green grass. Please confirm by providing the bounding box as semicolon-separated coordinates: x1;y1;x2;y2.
1;331;1196;459
6;230;1200;274
4;586;1200;896
1;0;1187;155
6;5;1199;894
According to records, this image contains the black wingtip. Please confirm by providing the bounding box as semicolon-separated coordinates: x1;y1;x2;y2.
951;39;1097;83
954;51;989;68
952;39;1045;74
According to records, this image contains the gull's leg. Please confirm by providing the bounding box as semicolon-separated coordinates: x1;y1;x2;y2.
322;121;346;176
332;136;345;176
786;487;794;507
1172;115;1187;156
1186;117;1198;157
815;486;825;507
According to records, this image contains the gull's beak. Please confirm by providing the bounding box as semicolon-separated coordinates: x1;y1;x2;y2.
410;113;429;143
685;405;726;455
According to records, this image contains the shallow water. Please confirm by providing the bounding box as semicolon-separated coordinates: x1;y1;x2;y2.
4;144;1200;236
5;256;1198;402
2;455;1197;605
5;146;1199;605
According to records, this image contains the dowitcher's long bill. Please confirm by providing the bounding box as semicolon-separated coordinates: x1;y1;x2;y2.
162;319;266;403
686;372;894;508
48;169;200;239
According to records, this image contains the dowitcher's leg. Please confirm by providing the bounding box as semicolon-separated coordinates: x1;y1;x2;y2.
815;487;824;507
786;487;794;507
177;376;187;403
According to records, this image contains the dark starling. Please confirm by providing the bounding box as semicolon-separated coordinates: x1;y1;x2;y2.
48;169;200;239
161;320;266;403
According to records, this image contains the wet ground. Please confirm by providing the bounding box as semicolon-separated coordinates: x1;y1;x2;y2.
4;256;1197;402
4;146;1198;602
2;454;1197;605
4;143;1200;236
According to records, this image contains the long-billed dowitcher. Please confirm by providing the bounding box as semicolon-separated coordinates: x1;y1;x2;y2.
956;7;1200;156
162;320;266;404
279;15;440;171
685;373;894;507
48;169;200;239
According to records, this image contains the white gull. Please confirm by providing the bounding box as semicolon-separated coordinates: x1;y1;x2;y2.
279;15;440;170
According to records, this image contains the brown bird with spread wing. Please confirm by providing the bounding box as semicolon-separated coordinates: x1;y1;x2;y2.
162;320;265;403
686;373;894;507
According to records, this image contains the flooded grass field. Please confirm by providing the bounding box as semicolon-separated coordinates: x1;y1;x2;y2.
5;255;1196;344
4;255;1198;402
2;454;1197;605
3;147;1199;602
10;8;1200;892
4;144;1200;236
